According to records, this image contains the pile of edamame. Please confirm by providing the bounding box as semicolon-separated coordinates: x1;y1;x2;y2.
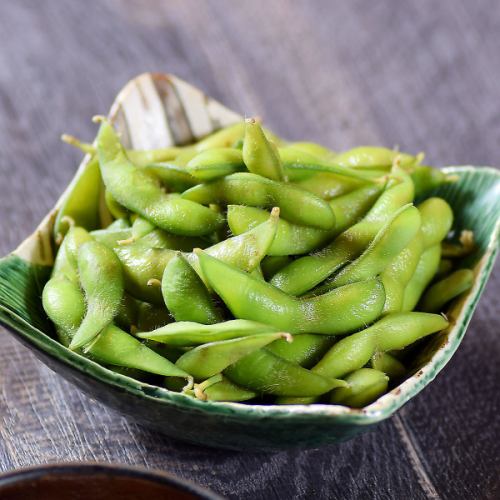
43;117;475;407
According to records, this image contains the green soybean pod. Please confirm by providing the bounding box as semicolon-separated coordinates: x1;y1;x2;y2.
381;235;424;314
370;352;406;379
52;226;94;284
176;332;291;380
436;258;454;279
69;241;124;350
418;198;454;249
194;122;246;151
142;162;198;191
266;334;334;367
333;146;418;169
196;375;257;402
243;118;284;181
53;155;102;240
418;268;474;313
187;207;280;283
96;119;223;236
162;253;223;324
224;349;347;397
61;133;188;165
137;319;280;346
105;190;129;220
114;244;176;304
326;204;421;289
131;216;156;241
42;276;86;347
135;301;172;332
315;312;448;379
410;166;455;197
182;172;336;230
186;148;245;181
330;368;389;408
286;142;336;160
87;324;191;379
227;183;382;256
260;256;292;279
402;245;442;312
292;172;368;199
197;250;385;335
278;146;378;182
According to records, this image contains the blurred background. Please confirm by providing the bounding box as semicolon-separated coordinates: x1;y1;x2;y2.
0;2;498;499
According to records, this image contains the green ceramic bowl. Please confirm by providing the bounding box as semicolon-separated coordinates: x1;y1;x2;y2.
0;73;498;451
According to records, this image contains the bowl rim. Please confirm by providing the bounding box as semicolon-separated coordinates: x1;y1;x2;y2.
0;462;222;499
0;72;499;425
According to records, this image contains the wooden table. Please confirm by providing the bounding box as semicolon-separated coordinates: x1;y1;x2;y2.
0;2;498;498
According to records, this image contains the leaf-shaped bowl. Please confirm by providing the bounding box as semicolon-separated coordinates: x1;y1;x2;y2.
0;73;498;451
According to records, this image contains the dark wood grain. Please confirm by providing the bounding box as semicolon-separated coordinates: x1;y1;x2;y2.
0;1;498;499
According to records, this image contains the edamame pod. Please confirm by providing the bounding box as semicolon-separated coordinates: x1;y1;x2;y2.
195;375;257;402
313;312;448;379
96;120;223;236
182;172;336;229
227;184;382;256
176;332;291;380
325;204;421;289
286;142;336;160
142;162;197;191
418;269;473;313
62;133;188;165
87;324;190;379
330;368;389;407
225;349;347;397
42;276;86;347
186;207;280;282
105;190;129;220
441;230;476;258
70;241;124;350
260;256;292;279
402;245;442;311
370;352;406;379
186;148;245;181
292;172;367;199
410;166;453;197
243;118;284;181
381;236;424;314
135;301;172;331
266;334;334;367
53;155;102;239
52;226;93;283
334;146;418;169
197;251;386;334
131;216;156;240
418;198;453;248
137;319;280;346
194;122;245;151
436;258;454;278
162;253;223;324
278;147;376;182
114;245;176;304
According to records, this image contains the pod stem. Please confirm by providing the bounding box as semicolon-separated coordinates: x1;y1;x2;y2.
61;134;95;155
